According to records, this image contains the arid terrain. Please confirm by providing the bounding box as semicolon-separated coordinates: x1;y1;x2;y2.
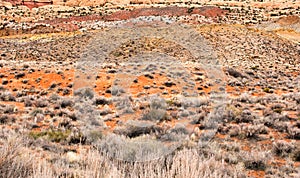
0;1;299;178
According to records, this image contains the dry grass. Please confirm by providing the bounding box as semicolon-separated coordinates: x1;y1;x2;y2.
0;135;247;178
0;137;33;178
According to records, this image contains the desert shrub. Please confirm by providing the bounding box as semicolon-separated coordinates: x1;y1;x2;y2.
142;108;169;121
179;96;208;108
223;152;240;164
291;143;300;161
272;140;295;157
235;109;257;123
236;93;254;103
257;95;278;106
16;90;26;97
159;132;183;142
112;96;133;112
0;91;15;101
113;120;161;138
289;93;300;104
221;141;241;153
287;126;300;139
74;99;103;127
221;104;242;123
99;105;112;116
200;102;228;131
228;125;241;137
198;130;217;143
239;124;268;139
178;109;190;117
34;98;49;108
67;128;86;144
14;72;25;79
30;109;43;117
273;121;289;132
62;88;71;95
29;129;71;143
226;67;246;78
94;96;111;105
58;117;72;128
111;86;125;96
60;98;74;108
254;116;273;127
49;93;61;102
201;115;219;129
219;141;242;165
86;130;103;143
263;87;273;93
227;78;242;87
266;158;298;177
271;103;286;112
97;134;171;162
49;82;57;89
0;137;33;178
269;112;290;122
190;111;206;125
67;111;78;121
149;96;167;110
265;167;291;178
214;103;242;122
0;114;15;124
197;140;223;159
74;87;95;99
159;124;189;142
241;150;270;171
170;124;189;135
24;98;33;107
2;104;16;114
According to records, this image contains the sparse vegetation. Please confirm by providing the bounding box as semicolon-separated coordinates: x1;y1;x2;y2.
0;2;299;177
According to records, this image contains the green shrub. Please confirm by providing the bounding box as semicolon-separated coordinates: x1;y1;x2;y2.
29;130;71;143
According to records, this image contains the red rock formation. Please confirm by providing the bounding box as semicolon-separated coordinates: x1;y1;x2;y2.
277;15;300;26
104;6;227;21
3;0;53;8
23;1;53;9
192;6;227;18
0;6;227;36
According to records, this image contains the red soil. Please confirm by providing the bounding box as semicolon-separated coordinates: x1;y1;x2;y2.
0;67;74;96
248;170;265;178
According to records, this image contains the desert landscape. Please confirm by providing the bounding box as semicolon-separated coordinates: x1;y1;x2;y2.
0;0;299;178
